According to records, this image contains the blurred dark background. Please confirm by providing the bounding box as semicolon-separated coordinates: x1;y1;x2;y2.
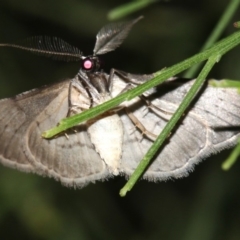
0;0;240;239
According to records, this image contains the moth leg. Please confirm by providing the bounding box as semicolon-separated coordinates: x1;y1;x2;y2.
107;69;164;140
140;95;174;121
108;81;157;140
108;68;154;91
64;133;70;139
108;68;174;119
113;83;171;140
125;107;157;141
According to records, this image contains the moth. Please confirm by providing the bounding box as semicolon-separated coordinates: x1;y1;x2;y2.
0;17;240;188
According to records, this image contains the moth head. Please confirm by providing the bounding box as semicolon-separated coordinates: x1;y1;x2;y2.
81;55;102;73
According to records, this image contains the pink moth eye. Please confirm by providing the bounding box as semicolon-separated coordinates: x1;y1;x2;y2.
83;59;93;70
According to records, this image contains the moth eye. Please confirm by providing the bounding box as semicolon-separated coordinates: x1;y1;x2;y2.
82;58;93;71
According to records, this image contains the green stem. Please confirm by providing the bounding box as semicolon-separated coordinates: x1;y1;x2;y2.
222;140;240;170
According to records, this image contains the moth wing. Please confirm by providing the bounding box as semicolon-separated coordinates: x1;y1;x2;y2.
115;78;240;180
0;80;109;187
